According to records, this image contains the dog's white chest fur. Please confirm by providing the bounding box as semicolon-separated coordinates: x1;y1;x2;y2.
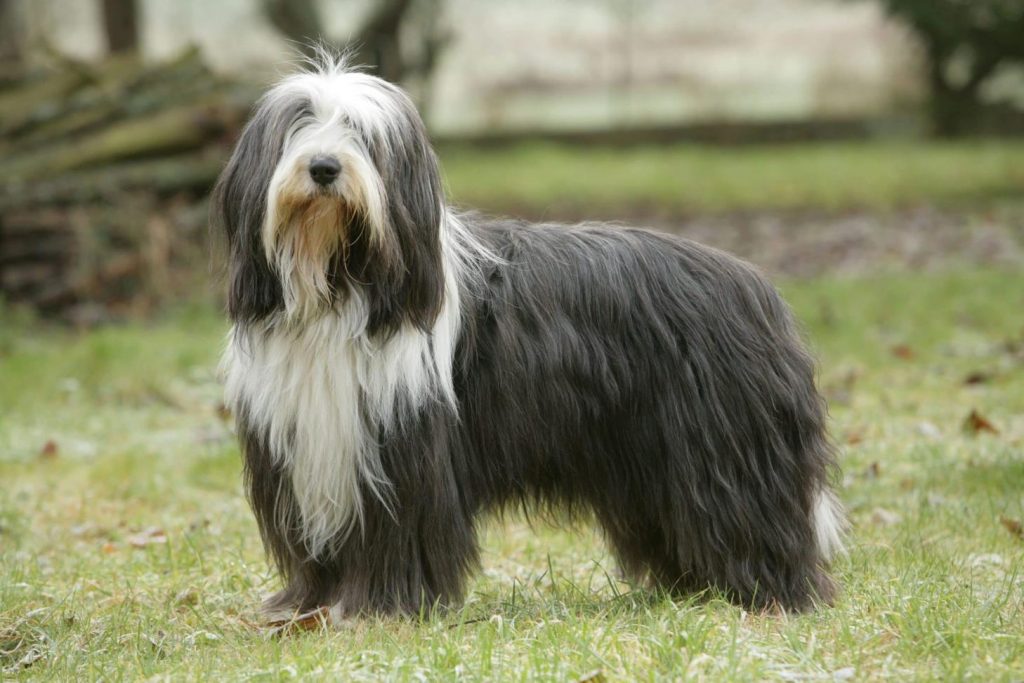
221;294;461;557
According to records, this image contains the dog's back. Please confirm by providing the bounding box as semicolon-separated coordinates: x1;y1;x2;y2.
451;217;842;610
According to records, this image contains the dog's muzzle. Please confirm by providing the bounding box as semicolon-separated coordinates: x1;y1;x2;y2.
309;156;341;186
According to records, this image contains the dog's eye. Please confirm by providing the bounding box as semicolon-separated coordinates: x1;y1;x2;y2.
295;104;315;126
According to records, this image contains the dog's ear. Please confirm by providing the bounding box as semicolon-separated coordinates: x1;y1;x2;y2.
361;86;447;337
211;95;309;322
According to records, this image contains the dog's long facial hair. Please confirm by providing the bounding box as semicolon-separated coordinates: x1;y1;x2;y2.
212;56;845;621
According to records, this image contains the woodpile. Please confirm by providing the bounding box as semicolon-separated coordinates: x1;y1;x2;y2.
0;47;256;322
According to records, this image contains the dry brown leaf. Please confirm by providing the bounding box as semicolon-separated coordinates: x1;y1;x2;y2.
963;371;992;386
101;542;116;554
870;507;901;526
963;409;999;436
891;344;915;360
128;528;168;548
266;606;332;636
999;515;1023;541
38;440;58;459
845;429;866;446
824;369;859;407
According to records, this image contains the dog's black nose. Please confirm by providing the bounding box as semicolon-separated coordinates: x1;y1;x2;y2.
309;156;341;186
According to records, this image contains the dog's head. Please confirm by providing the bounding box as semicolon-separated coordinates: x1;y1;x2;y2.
213;56;446;333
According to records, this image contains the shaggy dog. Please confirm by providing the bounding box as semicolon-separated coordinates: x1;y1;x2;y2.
212;57;844;621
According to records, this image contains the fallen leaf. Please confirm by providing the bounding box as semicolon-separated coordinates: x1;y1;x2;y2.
891;344;915;360
100;542;116;554
845;429;866;446
38;440;58;459
963;371;992;386
999;515;1023;541
446;616;490;630
870;507;901;526
963;410;999;436
824;369;859;407
266;606;332;636
128;528;168;548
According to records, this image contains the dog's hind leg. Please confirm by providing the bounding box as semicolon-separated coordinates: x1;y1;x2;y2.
599;462;837;611
595;372;841;611
664;391;840;611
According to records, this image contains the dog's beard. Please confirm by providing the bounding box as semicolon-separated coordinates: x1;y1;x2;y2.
266;192;351;320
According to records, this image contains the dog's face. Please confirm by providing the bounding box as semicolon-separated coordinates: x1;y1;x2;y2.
213;61;446;332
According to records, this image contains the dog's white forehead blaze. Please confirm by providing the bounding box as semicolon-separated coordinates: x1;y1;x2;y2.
270;70;408;141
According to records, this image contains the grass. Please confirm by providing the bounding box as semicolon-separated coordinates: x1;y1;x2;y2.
1;269;1023;681
439;140;1024;216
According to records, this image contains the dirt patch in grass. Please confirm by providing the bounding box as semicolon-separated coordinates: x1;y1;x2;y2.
491;203;1024;278
655;204;1024;278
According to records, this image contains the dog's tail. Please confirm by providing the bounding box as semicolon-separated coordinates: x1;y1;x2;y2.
812;487;846;562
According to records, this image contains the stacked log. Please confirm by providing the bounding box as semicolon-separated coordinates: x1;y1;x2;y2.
0;47;257;321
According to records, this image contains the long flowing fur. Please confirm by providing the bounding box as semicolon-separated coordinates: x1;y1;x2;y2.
212;56;844;618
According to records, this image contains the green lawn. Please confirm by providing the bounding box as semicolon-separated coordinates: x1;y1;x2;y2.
439;141;1024;216
1;268;1022;680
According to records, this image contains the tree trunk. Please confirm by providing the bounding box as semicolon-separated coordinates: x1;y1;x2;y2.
927;64;965;137
262;0;418;83
262;0;323;59
922;37;1007;138
351;0;413;83
101;0;140;54
0;0;24;86
0;0;22;62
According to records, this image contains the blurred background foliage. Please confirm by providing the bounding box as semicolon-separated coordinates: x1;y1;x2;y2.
0;0;1022;322
865;0;1024;135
